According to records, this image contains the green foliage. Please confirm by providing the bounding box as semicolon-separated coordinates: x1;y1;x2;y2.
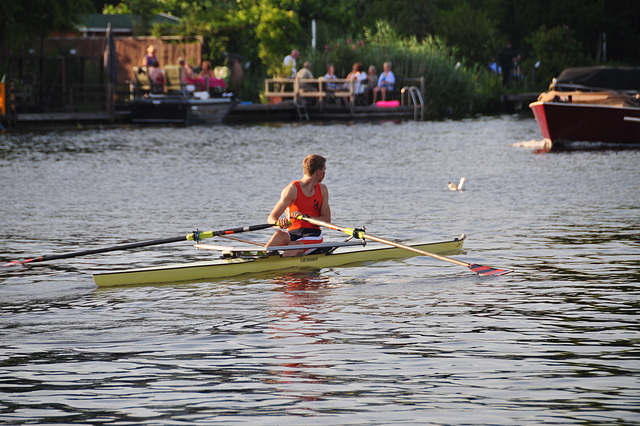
1;0;93;49
306;28;481;117
253;6;301;77
149;1;300;76
5;0;636;113
103;0;160;35
431;3;502;66
358;0;436;42
525;25;591;87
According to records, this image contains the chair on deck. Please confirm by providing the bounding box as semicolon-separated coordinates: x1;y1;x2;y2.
163;65;183;92
133;66;151;91
133;66;164;93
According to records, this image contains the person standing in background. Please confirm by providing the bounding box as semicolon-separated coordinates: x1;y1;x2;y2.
284;49;299;77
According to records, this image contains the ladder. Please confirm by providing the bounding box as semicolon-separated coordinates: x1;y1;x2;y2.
295;97;310;121
401;86;424;121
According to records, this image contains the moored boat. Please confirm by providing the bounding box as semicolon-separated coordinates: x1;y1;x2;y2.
529;66;640;145
92;236;466;287
130;93;235;125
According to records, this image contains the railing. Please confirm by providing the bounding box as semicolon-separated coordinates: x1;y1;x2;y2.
265;77;356;108
401;86;424;121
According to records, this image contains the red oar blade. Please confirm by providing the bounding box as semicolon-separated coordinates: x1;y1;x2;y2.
469;263;513;276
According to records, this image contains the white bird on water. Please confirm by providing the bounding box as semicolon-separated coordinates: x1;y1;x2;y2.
448;177;466;191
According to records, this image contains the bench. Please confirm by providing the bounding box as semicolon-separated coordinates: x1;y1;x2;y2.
265;78;356;107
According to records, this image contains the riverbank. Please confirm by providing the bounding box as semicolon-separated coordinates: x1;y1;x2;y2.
1;93;537;129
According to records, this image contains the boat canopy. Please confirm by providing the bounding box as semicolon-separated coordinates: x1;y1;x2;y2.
552;67;640;92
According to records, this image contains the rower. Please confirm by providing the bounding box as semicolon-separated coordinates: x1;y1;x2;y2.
266;154;331;257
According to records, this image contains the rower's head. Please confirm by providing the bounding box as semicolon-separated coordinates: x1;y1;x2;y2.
303;154;326;177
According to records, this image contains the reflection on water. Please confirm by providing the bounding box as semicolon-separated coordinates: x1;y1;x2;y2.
265;273;333;398
1;117;639;424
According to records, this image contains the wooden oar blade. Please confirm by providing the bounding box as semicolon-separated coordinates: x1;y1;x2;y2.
469;263;513;276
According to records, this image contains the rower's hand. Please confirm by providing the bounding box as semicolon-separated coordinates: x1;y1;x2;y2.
276;217;290;228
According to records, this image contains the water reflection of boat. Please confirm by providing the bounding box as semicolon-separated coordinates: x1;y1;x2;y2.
130;93;235;125
529;67;640;145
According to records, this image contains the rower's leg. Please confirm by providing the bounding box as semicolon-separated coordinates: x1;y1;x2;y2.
266;230;291;248
266;230;307;257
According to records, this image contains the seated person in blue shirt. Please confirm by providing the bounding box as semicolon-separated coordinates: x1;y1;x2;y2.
372;62;395;103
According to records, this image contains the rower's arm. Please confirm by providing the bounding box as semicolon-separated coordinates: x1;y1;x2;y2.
317;184;331;224
268;184;296;226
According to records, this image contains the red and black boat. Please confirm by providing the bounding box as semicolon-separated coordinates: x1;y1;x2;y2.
529;66;640;145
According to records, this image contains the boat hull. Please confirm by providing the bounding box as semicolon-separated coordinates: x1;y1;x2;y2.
93;238;465;287
529;100;640;144
131;96;234;125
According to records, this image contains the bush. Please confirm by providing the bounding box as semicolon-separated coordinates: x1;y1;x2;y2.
525;25;592;87
431;3;502;66
303;22;481;118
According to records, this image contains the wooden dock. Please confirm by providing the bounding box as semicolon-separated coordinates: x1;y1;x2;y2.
2;110;132;127
500;92;539;111
16;112;111;122
2;103;421;127
2;92;535;127
225;101;422;123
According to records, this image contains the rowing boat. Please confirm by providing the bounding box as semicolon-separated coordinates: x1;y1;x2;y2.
92;236;466;287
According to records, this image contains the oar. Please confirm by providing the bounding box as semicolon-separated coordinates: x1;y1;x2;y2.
1;223;275;267
297;216;513;276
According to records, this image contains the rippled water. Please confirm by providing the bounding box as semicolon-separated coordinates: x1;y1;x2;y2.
1;116;639;424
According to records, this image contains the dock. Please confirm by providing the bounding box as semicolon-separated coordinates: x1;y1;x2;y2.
226;101;423;123
500;92;539;111
1;110;131;128
2;93;538;127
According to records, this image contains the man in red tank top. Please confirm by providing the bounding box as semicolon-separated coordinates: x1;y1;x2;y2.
266;154;331;256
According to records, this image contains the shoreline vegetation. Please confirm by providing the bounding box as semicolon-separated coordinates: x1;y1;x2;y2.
300;33;500;119
3;1;637;121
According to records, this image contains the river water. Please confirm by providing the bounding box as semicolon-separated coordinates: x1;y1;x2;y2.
1;116;639;424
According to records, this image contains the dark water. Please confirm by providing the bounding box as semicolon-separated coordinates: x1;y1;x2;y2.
1;116;639;424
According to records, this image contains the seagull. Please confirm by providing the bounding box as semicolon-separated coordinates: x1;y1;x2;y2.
448;177;466;191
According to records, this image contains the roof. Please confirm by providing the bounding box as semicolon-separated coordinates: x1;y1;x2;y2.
554;66;640;91
78;14;181;34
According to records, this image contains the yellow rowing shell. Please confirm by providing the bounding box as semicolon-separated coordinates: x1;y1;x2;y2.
93;237;465;287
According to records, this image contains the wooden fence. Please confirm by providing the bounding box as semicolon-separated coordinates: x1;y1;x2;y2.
44;36;203;84
2;36;203;113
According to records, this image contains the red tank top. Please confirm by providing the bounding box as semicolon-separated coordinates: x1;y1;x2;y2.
288;181;322;230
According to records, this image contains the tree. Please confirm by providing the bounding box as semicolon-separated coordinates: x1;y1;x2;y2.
1;0;93;50
103;0;160;35
431;2;502;66
526;25;589;86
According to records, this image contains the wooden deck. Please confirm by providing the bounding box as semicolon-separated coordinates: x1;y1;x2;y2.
226;101;423;123
3;110;131;126
500;92;539;111
3;102;422;126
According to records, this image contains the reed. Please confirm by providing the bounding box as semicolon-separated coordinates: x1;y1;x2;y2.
306;34;494;117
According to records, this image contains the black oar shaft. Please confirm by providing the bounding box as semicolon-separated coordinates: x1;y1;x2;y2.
193;223;275;240
38;236;186;262
2;223;274;267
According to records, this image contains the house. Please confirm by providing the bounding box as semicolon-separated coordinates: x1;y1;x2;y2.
76;13;182;37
